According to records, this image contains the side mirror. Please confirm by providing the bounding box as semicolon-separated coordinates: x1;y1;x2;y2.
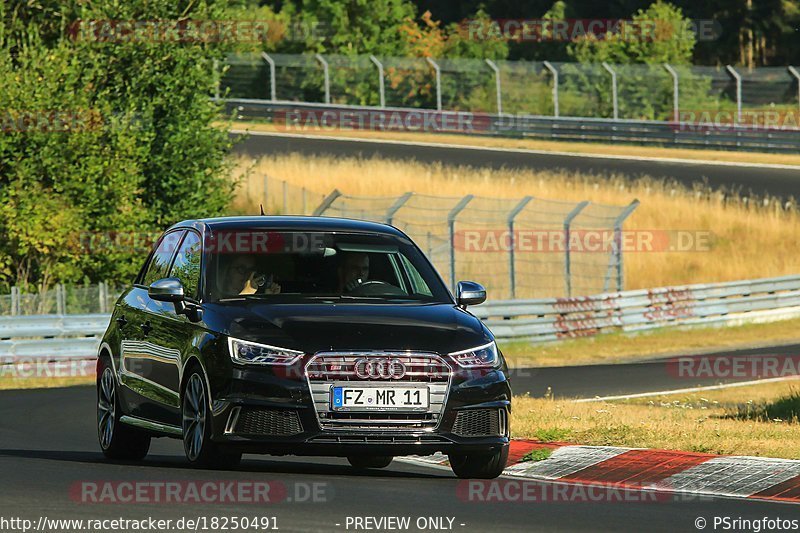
456;281;486;307
148;278;185;303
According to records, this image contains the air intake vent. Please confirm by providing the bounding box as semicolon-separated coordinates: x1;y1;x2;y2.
233;408;303;436
452;409;504;437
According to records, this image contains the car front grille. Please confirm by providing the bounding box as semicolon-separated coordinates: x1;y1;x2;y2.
305;352;452;431
228;407;304;436
451;409;506;437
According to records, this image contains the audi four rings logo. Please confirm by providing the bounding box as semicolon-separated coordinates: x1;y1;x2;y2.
353;358;406;380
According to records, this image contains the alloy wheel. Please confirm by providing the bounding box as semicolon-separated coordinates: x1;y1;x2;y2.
182;374;207;462
98;367;116;450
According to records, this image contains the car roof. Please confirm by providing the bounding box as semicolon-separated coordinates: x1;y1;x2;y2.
170;216;406;237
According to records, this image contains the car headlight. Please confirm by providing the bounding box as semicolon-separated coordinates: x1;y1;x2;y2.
449;341;499;368
227;337;304;366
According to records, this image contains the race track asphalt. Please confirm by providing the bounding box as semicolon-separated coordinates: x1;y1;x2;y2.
1;367;798;532
510;342;800;399
231;132;800;201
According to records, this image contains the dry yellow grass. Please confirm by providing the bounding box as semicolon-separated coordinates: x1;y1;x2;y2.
511;380;800;458
500;317;800;367
0;375;93;391
231;153;800;291
231;121;800;167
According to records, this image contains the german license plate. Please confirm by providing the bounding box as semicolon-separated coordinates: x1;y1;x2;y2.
331;386;429;410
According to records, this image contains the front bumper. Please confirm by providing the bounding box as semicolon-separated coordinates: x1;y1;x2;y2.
207;362;512;457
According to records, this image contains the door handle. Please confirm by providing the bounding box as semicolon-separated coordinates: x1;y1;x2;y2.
140;321;152;336
115;315;128;328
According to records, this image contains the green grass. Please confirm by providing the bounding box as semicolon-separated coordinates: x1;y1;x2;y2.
521;448;553;462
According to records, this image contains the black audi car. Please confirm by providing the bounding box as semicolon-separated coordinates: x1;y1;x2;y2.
97;216;511;478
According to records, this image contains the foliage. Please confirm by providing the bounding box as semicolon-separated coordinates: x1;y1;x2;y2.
0;0;236;291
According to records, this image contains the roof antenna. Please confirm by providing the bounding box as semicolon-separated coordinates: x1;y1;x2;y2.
260;204;266;216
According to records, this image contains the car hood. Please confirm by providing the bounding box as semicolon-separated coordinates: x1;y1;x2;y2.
205;302;490;354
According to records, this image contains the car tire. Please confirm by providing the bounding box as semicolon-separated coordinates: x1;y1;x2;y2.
182;369;242;469
97;358;151;460
347;455;394;469
448;445;509;479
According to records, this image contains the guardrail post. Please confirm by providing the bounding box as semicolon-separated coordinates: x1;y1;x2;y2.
485;59;502;115
385;192;413;225
789;66;800;115
663;63;679;122
602;62;619;120
726;65;742;124
313;189;342;216
609;199;640;292
10;286;18;316
370;55;386;108
563;201;589;297
261;52;277;102
426;57;442;111
507;196;533;299
315;54;331;104
542;61;559;117
448;195;474;292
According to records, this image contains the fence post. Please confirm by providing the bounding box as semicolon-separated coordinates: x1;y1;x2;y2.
426;57;442;111
485;59;502;115
98;282;105;314
788;66;800;115
370;55;386;108
315;54;331;104
602;62;619;120
448;195;474;292
542;61;559;117
563;201;589;297
663;63;679;122
726;65;742;124
507;196;533;299
611;200;640;292
56;284;65;315
212;58;221;100
385;192;413;225
10;286;18;316
313;189;342;216
261;52;276;102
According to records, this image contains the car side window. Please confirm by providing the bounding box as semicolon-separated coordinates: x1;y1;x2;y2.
141;231;184;287
398;254;433;297
169;231;202;300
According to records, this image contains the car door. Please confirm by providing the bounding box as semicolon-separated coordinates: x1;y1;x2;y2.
119;230;185;423
137;229;203;424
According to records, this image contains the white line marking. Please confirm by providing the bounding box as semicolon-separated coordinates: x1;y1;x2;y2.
573;376;800;402
658;456;800;497
505;445;631;479
230;129;800;171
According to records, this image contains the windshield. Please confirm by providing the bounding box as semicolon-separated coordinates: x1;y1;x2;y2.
204;230;452;304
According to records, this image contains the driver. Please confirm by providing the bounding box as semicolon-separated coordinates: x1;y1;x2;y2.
337;252;369;293
220;254;281;297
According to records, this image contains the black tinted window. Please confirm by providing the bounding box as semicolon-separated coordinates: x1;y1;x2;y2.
169;231;202;298
141;231;183;286
205;230;450;303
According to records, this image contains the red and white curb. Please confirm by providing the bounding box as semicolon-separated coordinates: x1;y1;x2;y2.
403;440;800;503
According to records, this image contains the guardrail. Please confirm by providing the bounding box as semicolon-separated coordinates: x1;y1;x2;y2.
472;274;800;341
1;274;799;362
223;98;800;153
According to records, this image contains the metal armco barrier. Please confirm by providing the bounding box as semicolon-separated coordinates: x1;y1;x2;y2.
472;274;800;341
222;99;800;153
0;315;110;360
1;274;799;362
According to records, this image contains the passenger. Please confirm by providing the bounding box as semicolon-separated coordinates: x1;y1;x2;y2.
220;254;281;296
